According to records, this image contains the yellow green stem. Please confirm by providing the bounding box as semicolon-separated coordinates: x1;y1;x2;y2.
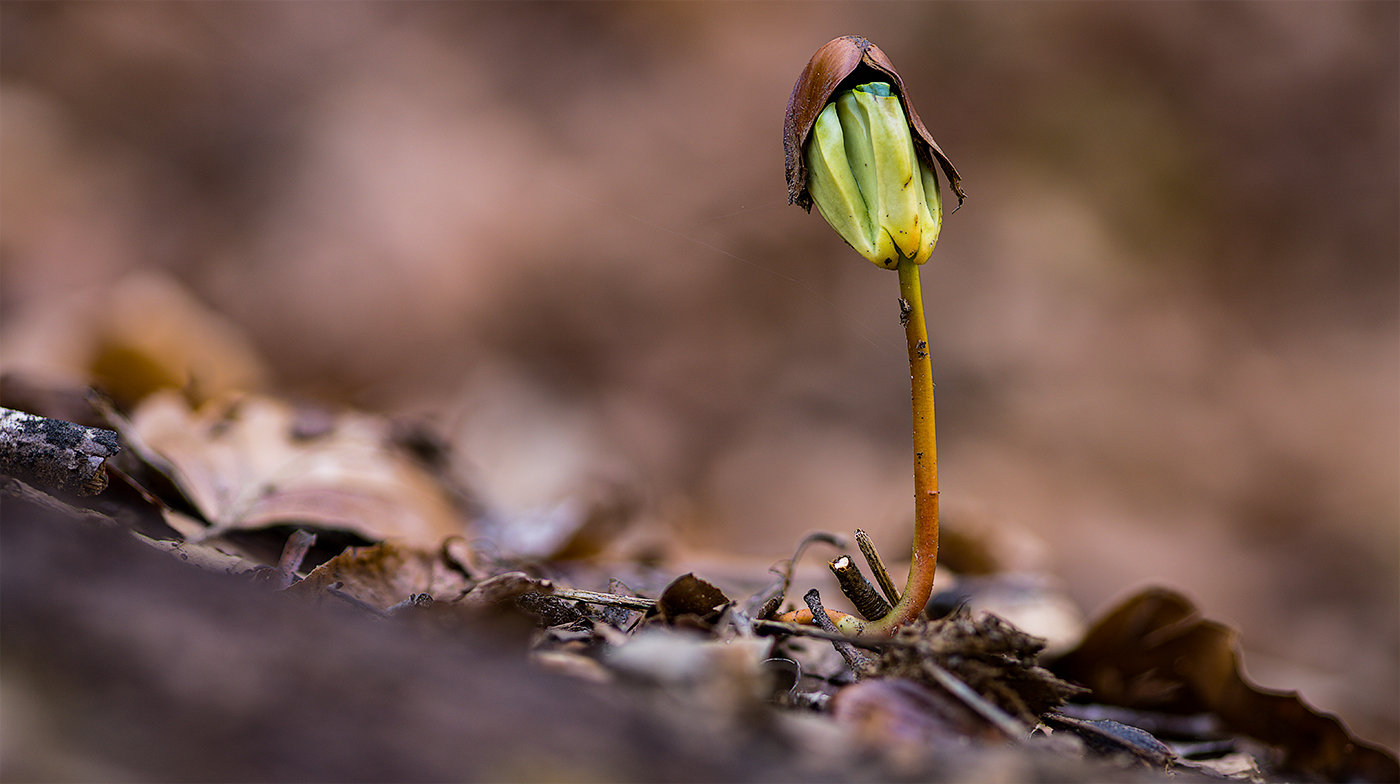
860;257;939;636
770;256;940;638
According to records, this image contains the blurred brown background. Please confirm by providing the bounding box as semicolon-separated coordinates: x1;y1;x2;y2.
1;1;1395;751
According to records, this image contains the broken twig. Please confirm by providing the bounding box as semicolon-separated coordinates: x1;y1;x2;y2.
926;661;1029;741
549;586;656;612
1;476;118;526
271;530;316;590
855;529;901;606
0;407;121;495
803;589;875;672
829;554;893;621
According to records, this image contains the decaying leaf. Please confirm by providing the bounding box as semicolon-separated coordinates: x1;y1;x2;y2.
120;391;466;547
458;571;552;612
286;540;476;610
1040;711;1176;769
1052;587;1400;782
650;572;732;627
515;590;586;627
0;273;268;408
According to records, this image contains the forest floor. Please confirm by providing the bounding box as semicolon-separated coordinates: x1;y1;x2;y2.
1;390;1394;783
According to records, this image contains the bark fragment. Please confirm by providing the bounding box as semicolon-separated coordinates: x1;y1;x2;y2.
0;407;121;495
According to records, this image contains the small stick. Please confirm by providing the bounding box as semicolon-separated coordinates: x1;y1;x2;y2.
802;589;874;672
751;618;895;648
326;582;391;617
828;554;893;621
548;587;656;612
778;531;845;603
270;530;316;590
926;662;1028;741
742;531;846;621
855;529;901;606
0;476;117;526
742;572;788;620
0;407;121;496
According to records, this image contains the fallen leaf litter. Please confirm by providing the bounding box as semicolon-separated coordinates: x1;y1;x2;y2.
1;392;1395;782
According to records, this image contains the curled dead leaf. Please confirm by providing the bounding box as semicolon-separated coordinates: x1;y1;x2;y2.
458;571;551;612
650;572;731;628
1052;588;1399;782
0;273;268;408
120;391;467;547
287;540;475;610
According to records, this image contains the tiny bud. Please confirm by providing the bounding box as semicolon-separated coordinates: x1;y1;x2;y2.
784;36;964;268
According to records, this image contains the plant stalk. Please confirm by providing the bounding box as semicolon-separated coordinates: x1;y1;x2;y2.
861;257;939;636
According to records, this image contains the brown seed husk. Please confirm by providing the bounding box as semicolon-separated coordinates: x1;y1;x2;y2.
784;35;965;212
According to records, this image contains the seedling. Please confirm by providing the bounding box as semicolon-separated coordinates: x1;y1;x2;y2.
779;36;964;637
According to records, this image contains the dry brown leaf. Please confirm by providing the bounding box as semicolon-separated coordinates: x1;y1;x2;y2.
122;391;466;547
457;572;551;612
1052;588;1400;782
650;572;731;628
286;540;474;610
0;273;268;408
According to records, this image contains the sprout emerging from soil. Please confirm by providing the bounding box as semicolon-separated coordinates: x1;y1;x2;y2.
780;36;964;637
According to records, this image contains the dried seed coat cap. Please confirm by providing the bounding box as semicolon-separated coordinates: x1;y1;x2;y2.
784;36;964;212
